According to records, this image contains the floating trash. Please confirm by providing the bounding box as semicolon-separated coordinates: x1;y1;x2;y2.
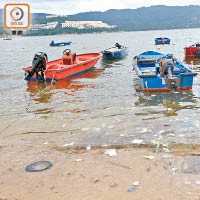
94;128;101;132
158;130;165;134
140;128;148;133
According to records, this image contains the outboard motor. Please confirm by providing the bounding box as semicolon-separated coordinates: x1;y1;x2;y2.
162;58;174;79
160;57;179;90
24;52;48;81
115;43;122;49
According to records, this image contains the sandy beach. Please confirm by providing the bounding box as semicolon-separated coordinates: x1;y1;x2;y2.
1;142;200;200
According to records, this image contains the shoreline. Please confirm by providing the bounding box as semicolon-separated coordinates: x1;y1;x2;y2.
2;26;200;37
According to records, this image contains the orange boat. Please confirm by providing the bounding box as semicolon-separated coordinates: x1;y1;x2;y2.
23;49;102;82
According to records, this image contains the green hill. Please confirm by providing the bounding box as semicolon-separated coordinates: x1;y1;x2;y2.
69;5;200;31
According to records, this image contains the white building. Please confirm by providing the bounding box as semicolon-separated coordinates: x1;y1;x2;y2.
31;22;58;30
43;22;58;29
61;21;116;29
46;15;67;18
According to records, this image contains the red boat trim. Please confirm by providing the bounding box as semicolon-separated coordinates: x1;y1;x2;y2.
143;86;192;92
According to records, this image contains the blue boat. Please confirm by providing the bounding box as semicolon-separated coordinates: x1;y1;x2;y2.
133;51;197;92
155;37;170;45
102;43;128;59
49;41;72;47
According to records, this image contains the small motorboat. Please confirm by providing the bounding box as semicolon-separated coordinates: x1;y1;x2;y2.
49;40;72;47
133;51;197;92
155;37;170;45
102;43;128;59
184;43;200;57
23;49;102;82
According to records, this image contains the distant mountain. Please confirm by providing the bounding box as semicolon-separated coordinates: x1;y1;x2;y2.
69;5;200;31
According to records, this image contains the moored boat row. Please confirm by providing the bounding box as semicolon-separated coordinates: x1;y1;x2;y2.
23;37;199;93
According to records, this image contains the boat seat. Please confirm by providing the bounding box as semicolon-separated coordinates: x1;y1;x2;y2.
141;67;156;73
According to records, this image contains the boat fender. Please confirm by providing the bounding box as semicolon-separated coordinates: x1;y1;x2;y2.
25;52;48;81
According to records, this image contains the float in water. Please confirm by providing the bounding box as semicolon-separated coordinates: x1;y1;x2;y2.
133;51;197;92
23;49;102;82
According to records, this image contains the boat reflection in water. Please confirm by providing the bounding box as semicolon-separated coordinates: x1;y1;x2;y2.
135;91;197;117
184;56;200;71
26;68;103;104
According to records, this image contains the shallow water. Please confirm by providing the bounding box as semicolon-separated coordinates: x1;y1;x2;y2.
1;28;200;146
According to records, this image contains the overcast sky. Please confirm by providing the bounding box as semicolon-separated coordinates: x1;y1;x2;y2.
1;0;200;14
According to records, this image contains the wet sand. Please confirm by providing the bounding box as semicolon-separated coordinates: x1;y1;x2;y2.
1;143;200;200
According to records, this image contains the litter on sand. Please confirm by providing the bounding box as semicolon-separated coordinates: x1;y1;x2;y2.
172;168;177;175
132;181;140;186
109;161;132;169
184;181;191;185
25;161;52;172
75;159;82;162
110;182;118;187
63;142;75;147
43;142;49;145
86;145;91;151
162;155;173;158
105;149;117;157
195;180;200;185
144;156;155;160
127;186;137;192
